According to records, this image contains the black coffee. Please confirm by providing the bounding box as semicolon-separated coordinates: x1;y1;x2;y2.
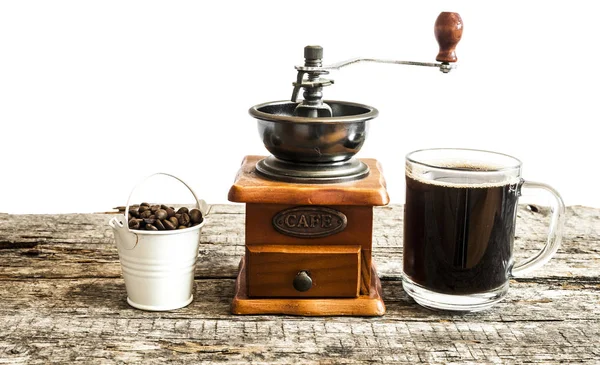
403;174;520;294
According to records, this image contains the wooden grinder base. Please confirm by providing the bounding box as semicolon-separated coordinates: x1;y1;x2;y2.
231;255;385;316
229;156;389;317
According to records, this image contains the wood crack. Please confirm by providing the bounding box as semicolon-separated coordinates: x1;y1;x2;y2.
0;241;39;249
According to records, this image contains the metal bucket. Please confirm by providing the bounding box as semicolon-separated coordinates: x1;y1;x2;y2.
109;173;209;311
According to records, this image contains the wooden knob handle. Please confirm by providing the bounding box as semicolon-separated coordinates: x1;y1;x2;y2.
435;12;463;63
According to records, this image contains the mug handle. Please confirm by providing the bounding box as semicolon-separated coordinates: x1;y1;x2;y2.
512;180;566;276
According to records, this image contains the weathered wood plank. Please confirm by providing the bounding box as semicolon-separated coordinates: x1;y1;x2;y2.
0;278;598;364
0;206;598;279
0;204;599;364
1;277;599;322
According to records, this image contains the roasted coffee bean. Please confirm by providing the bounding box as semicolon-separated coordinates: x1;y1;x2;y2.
155;209;168;220
190;209;203;224
129;219;141;230
179;212;190;226
126;202;204;231
143;218;156;225
163;219;176;230
165;207;176;218
128;212;132;220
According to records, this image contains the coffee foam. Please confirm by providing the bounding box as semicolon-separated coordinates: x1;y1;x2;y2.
406;161;521;188
419;159;506;170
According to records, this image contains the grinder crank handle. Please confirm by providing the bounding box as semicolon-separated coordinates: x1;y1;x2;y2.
434;12;463;63
295;12;464;74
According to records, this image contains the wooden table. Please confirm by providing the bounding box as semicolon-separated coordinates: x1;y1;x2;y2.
1;205;599;364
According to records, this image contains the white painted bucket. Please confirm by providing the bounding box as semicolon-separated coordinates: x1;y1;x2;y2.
109;173;209;311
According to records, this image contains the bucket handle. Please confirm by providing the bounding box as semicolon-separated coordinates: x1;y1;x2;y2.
113;173;209;249
125;172;208;226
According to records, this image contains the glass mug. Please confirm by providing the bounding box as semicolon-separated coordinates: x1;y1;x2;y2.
402;148;565;311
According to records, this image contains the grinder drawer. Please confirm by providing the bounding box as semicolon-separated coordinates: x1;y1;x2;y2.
247;245;361;298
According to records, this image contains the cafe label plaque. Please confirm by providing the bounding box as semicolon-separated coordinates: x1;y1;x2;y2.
272;206;347;238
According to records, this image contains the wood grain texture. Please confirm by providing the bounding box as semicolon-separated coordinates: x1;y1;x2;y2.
244;204;373;296
0;205;599;363
232;257;385;317
245;204;373;248
247;245;361;298
228;156;390;206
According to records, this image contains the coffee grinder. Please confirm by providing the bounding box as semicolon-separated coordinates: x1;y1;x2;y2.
228;12;463;316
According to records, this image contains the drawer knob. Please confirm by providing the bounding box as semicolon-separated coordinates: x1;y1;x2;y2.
293;271;312;292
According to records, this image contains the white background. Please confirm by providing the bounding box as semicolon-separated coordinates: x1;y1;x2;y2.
1;1;598;214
